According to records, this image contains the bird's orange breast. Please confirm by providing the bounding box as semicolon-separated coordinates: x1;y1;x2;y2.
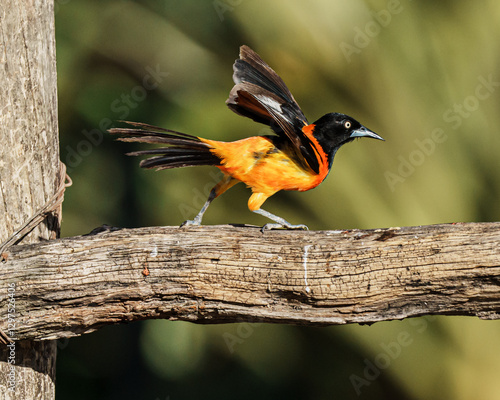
200;136;329;195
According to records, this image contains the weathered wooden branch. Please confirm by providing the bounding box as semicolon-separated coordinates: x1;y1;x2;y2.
1;222;499;342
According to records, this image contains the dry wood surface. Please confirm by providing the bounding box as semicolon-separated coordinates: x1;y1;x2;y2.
1;222;499;342
0;1;59;397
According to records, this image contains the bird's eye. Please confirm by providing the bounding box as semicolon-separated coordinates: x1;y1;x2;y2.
344;121;352;129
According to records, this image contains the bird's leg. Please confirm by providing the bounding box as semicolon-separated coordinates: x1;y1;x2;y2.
180;188;216;227
253;209;309;232
181;175;238;227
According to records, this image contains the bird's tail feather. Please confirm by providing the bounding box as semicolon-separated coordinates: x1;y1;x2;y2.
109;121;221;170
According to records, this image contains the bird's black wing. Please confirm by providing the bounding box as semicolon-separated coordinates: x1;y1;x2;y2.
226;45;320;173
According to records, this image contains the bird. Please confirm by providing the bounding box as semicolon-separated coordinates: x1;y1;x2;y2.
109;45;384;230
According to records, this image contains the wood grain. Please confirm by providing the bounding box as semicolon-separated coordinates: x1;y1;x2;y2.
0;1;59;398
1;222;499;342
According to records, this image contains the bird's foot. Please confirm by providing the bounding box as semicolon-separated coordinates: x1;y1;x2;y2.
180;218;202;228
260;223;309;232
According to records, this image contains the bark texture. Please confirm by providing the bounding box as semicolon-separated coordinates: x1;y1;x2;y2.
0;223;498;342
0;1;59;398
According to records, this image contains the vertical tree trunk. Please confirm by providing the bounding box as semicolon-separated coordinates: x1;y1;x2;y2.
0;0;60;398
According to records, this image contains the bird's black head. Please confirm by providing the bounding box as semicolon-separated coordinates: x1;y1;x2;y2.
312;112;383;166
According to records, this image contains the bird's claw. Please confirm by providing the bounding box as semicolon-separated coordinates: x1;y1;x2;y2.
180;219;201;228
260;223;309;232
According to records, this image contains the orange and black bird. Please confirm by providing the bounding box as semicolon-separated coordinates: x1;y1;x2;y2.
109;45;384;230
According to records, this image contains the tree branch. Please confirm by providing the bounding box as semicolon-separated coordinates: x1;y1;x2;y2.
1;222;499;341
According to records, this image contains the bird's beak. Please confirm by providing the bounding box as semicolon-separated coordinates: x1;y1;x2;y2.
350;126;384;141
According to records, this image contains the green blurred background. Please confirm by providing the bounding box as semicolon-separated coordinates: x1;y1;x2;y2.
55;0;500;399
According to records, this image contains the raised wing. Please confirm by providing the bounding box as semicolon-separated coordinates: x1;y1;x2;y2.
226;45;320;173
